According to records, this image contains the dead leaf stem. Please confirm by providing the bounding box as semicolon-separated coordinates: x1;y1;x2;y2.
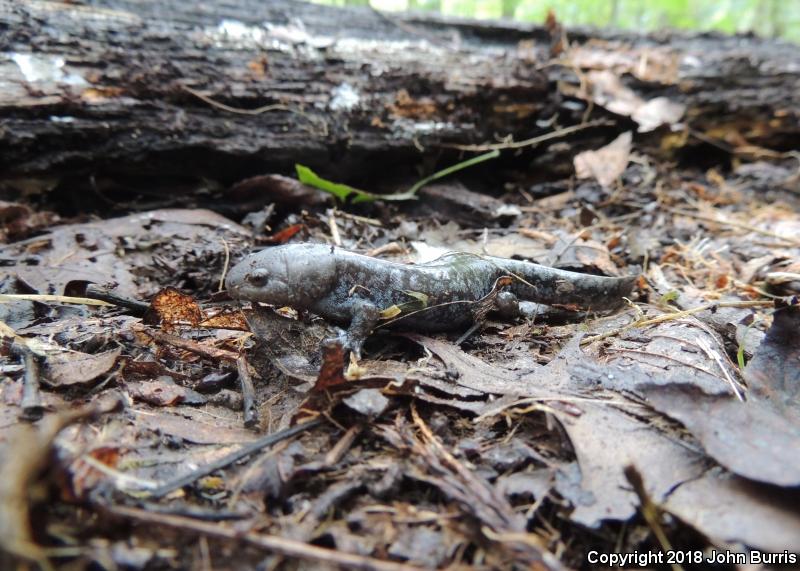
581;300;772;346
440;120;611;151
664;206;800;247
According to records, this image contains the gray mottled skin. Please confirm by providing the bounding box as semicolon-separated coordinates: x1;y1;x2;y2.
226;243;637;353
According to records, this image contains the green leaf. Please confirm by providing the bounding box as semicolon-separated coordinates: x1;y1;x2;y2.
737;343;746;372
379;305;402;319
659;290;680;304
379;291;430;320
296;164;377;204
401;290;429;307
736;315;760;372
405;149;500;196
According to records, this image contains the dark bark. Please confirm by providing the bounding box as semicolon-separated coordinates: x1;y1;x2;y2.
0;0;797;199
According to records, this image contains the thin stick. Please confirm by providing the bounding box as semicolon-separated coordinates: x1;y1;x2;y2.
0;293;111;307
182;84;293;116
143;327;240;362
16;345;44;421
146;418;324;499
105;504;421;571
236;355;259;428
664;206;800;247
439;120;610;151
182;85;327;135
581;300;772;346
328;210;342;246
624;466;684;571
695;336;744;400
85;285;150;315
324;424;363;466
218;237;231;293
455;323;481;346
473;395;646;423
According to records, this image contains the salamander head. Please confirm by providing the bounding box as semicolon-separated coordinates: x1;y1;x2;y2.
225;245;336;308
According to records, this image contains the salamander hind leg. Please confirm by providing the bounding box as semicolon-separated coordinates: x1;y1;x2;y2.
458;288;520;346
494;291;520;319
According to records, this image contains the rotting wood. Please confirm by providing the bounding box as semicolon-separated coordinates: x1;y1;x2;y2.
0;0;798;201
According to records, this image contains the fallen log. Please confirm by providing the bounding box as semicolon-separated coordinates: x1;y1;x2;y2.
0;0;797;198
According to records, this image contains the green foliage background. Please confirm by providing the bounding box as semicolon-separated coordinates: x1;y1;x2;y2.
315;0;800;42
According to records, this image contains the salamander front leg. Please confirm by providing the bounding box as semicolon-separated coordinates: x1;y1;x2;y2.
336;299;380;359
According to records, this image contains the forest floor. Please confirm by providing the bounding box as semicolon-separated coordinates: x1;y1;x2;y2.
1;5;800;569
3;135;799;570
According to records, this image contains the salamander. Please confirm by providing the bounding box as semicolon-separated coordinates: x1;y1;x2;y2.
225;243;637;355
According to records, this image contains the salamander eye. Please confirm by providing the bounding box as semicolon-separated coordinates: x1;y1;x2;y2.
246;268;269;287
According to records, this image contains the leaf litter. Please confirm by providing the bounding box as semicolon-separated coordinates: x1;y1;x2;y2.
2;40;800;571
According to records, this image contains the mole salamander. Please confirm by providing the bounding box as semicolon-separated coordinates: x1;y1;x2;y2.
225;243;637;355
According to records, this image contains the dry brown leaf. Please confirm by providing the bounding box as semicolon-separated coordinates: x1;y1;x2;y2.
148;287;202;331
0;209;250;297
131;408;256;445
199;308;249;330
0;408;98;570
666;470;800;552
568;43;680;84
632;97;685;132
646;386;800;487
45;347;121;387
574;71;685;132
126;377;206;407
574;132;632;188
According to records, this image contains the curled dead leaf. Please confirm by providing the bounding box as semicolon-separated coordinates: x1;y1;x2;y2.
574;132;632;188
147;287;202;332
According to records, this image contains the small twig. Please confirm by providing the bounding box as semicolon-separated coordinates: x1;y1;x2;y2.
409;404;555;567
412;404;477;483
376;298;480;329
0;293;111;307
236;355;259;428
456;275;514;345
473;395;645;423
328;210;342;246
607;347;722;379
85;285;150;315
14;344;44;422
199;536;212;571
104;504;418;571
664;206;800;247
181;85;327;135
145;418;324;499
365;242;405;258
695;336;744;400
324;424;363;466
335;211;383;227
439;120;611;151
183;84;292;116
455;323;481;346
624;466;684;571
685;128;735;154
143;326;240;362
548;230;585;266
378;272;524;330
581;300;772;346
218;237;231;293
77;455;160;491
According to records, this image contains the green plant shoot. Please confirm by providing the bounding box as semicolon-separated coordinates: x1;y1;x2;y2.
296;149;500;204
